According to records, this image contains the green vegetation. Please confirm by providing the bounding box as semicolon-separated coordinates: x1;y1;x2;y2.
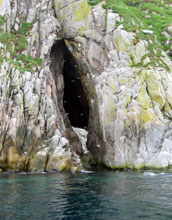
0;17;42;73
88;0;100;6
0;16;4;26
88;0;172;69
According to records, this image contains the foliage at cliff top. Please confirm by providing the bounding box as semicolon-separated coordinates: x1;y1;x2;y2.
0;16;42;73
88;0;172;68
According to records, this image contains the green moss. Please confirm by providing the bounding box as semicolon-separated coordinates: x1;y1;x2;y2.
141;109;155;124
0;16;42;74
137;85;151;109
135;163;145;170
53;0;61;10
0;0;3;7
17;22;32;35
88;0;100;6
73;1;90;22
59;159;73;172
99;0;172;68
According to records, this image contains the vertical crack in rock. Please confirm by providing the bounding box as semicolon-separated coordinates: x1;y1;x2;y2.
63;45;89;129
49;39;91;168
50;39;89;129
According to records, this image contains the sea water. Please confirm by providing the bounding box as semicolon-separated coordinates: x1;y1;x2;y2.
0;170;172;220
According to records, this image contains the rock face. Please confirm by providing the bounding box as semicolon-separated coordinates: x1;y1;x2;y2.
0;0;85;172
0;0;172;172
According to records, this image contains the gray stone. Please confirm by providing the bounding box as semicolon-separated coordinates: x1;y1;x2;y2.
0;0;172;173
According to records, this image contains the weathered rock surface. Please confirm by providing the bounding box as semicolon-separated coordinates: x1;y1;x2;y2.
0;0;86;172
0;0;172;172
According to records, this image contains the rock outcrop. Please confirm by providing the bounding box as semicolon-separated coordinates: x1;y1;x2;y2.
0;0;85;172
0;0;172;172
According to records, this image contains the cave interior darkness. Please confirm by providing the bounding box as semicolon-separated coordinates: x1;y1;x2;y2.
52;40;89;129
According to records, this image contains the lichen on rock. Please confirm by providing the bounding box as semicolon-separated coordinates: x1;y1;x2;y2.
0;0;172;173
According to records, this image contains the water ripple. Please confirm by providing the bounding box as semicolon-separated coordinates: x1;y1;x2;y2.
0;172;172;219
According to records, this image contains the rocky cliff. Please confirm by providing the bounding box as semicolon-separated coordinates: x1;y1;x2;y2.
0;0;172;172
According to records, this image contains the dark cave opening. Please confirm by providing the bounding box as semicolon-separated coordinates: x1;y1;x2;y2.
63;42;89;128
51;40;89;129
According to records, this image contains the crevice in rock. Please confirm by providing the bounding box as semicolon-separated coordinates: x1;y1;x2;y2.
50;39;89;129
63;47;89;129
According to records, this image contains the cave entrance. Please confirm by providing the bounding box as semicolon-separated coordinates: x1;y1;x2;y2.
51;40;89;129
63;41;89;129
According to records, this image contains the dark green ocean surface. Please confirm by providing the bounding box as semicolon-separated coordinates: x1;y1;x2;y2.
0;170;172;220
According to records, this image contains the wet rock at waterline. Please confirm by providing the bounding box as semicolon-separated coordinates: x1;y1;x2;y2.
0;0;172;172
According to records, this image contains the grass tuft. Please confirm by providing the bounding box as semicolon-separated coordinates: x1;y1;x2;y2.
88;0;172;69
0;16;42;73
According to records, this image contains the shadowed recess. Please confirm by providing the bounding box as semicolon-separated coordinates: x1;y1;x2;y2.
63;42;89;128
51;40;89;128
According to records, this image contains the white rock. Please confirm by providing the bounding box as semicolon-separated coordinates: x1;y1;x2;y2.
142;30;154;34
